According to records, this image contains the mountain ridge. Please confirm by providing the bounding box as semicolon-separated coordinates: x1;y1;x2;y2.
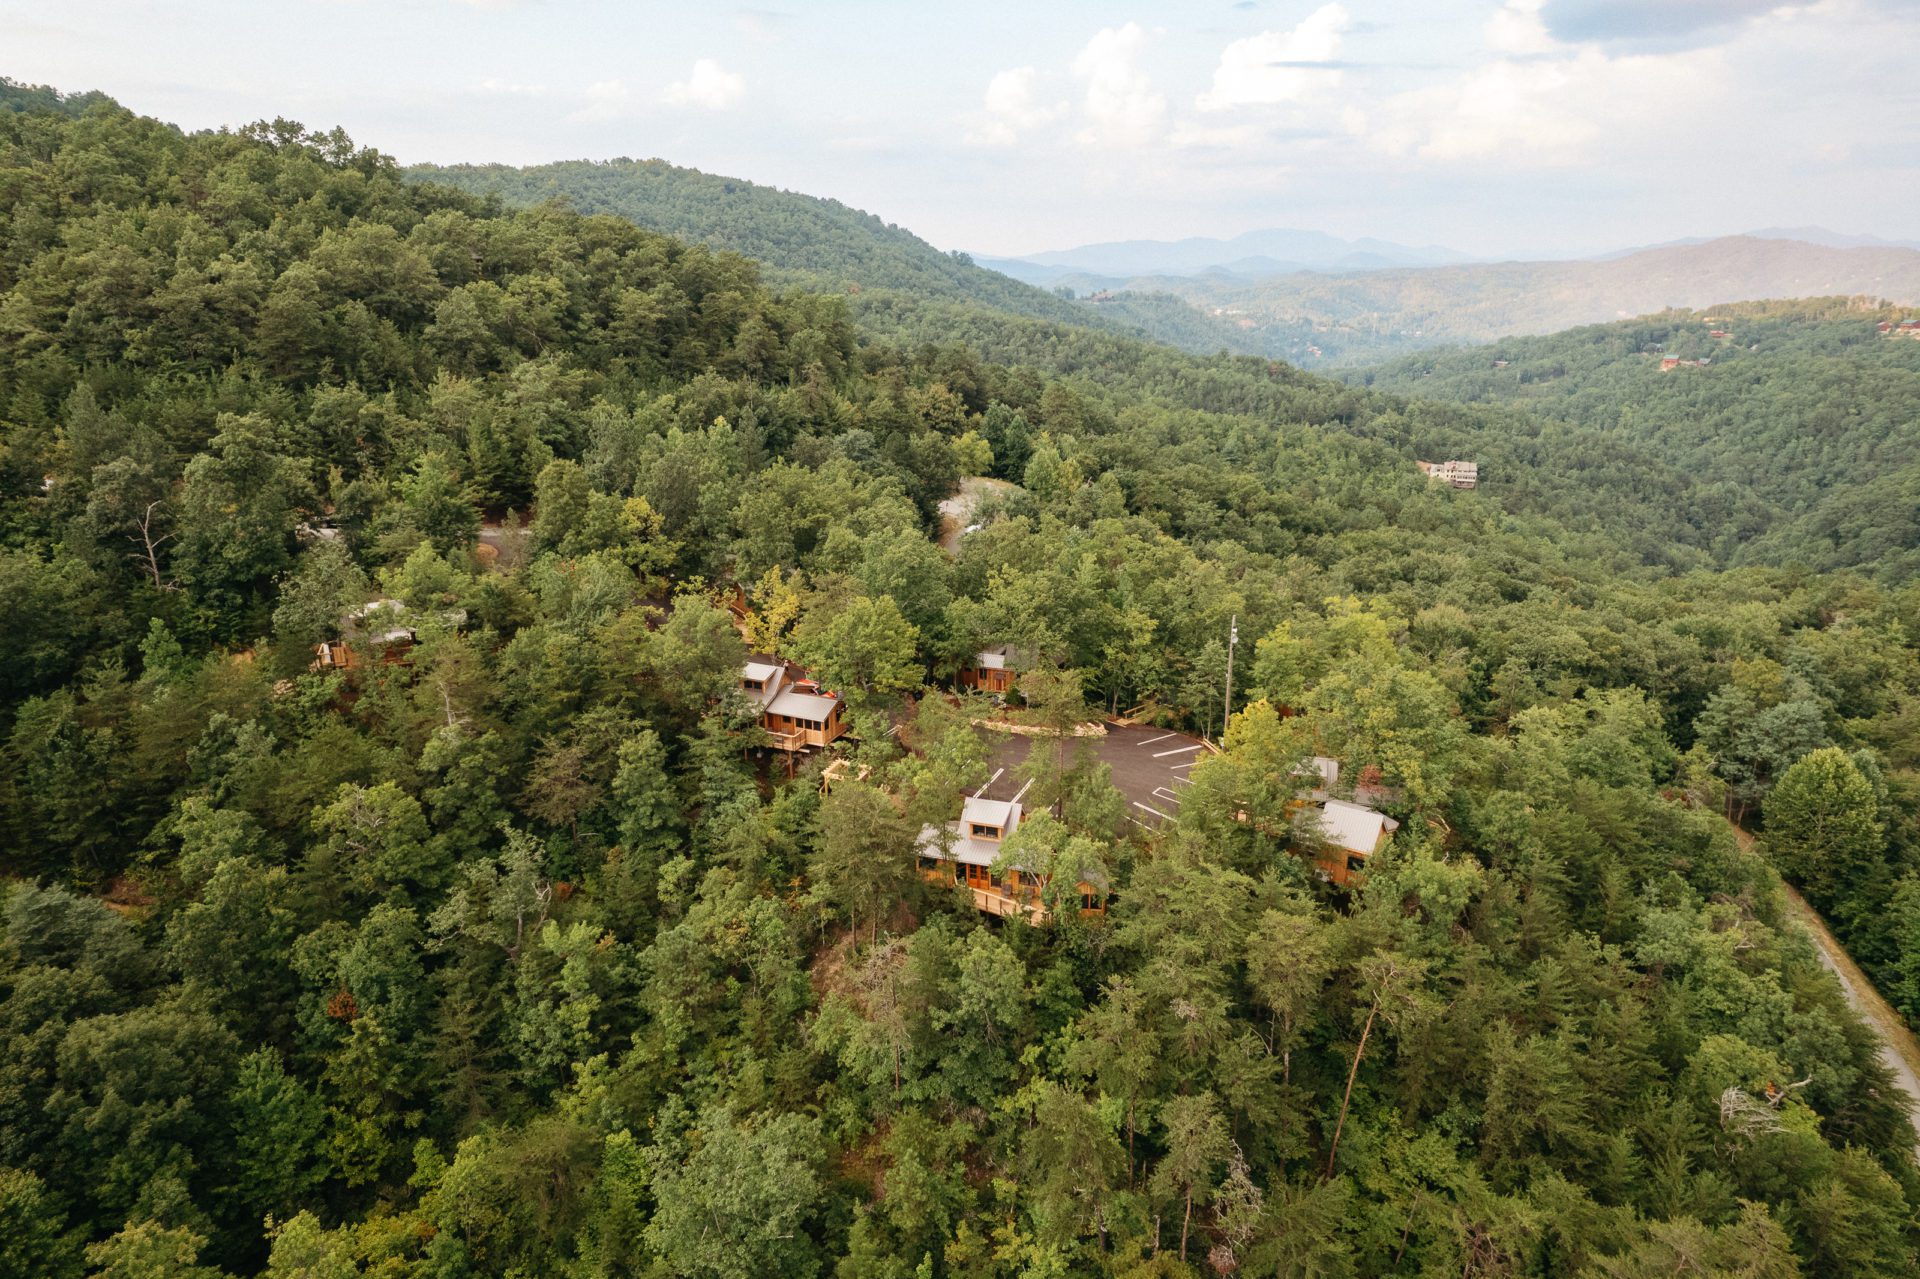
1039;234;1920;364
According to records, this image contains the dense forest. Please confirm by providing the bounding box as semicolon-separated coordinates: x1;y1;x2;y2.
408;157;1267;361
1348;300;1920;579
5;81;1920;1278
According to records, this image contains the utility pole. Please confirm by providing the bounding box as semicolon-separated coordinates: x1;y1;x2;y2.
1223;614;1239;738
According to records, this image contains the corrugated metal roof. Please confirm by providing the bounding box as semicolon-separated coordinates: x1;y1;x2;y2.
767;688;839;720
1313;800;1399;855
961;796;1019;830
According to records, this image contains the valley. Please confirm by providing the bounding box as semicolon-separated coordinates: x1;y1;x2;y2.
2;67;1919;1279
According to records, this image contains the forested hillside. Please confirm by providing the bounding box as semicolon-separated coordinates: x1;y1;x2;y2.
5;84;1920;1279
1043;237;1920;366
409;157;1264;359
1348;299;1920;578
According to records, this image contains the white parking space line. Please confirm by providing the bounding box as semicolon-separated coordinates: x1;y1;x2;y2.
1153;787;1182;805
1133;801;1172;820
1010;778;1034;804
1171;775;1194;786
1127;815;1154;830
1153;744;1205;758
1138;732;1178;745
1171;761;1198;771
972;767;1003;798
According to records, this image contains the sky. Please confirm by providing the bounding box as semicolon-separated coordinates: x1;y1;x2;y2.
5;0;1919;259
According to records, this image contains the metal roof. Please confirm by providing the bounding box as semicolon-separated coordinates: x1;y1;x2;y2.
961;796;1019;830
766;688;839;721
1312;799;1400;855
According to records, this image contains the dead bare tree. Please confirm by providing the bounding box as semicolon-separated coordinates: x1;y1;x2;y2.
129;498;176;589
1326;953;1428;1180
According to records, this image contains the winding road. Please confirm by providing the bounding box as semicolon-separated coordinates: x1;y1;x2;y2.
1723;821;1920;1150
1777;882;1920;1151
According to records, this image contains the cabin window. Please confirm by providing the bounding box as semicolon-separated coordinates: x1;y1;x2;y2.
969;822;1000;839
743;677;763;690
918;855;939;873
1345;854;1368;874
988;871;1002;888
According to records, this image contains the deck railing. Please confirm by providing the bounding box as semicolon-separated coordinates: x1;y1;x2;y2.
969;885;1051;925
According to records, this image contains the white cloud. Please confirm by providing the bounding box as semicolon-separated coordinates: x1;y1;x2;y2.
1197;3;1351;111
1486;0;1557;56
567;79;633;122
966;66;1068;147
1369;43;1724;163
1072;23;1167;148
662;58;746;110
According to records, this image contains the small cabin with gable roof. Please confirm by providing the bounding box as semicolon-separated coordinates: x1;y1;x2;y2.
1308;798;1400;887
958;645;1019;695
741;660;847;751
917;795;1107;923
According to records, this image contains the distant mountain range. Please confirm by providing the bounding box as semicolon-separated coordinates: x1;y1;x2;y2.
986;234;1920;364
981;226;1920;286
409;157;1920;367
978;228;1474;285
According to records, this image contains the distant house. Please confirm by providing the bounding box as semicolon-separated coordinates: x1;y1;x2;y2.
1879;321;1895;333
1306;799;1400;887
917;795;1107;923
1416;459;1479;489
1894;320;1920;340
1708;330;1732;339
741;660;848;751
958;645;1019;695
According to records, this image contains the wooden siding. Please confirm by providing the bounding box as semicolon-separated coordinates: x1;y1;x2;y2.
917;857;1106;924
958;666;1015;694
760;702;847;751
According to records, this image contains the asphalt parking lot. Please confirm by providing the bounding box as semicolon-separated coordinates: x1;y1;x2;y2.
974;721;1213;832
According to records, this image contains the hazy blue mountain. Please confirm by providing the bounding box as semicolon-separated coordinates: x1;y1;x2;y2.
1024;234;1920;365
1745;225;1920;252
985;227;1475;281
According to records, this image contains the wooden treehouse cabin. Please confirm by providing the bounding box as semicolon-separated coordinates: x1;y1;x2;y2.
311;600;422;672
916;796;1107;925
957;645;1019;695
1306;798;1399;888
741;661;848;751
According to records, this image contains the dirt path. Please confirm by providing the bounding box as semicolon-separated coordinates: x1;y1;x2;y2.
1728;824;1920;1149
1778;882;1920;1149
